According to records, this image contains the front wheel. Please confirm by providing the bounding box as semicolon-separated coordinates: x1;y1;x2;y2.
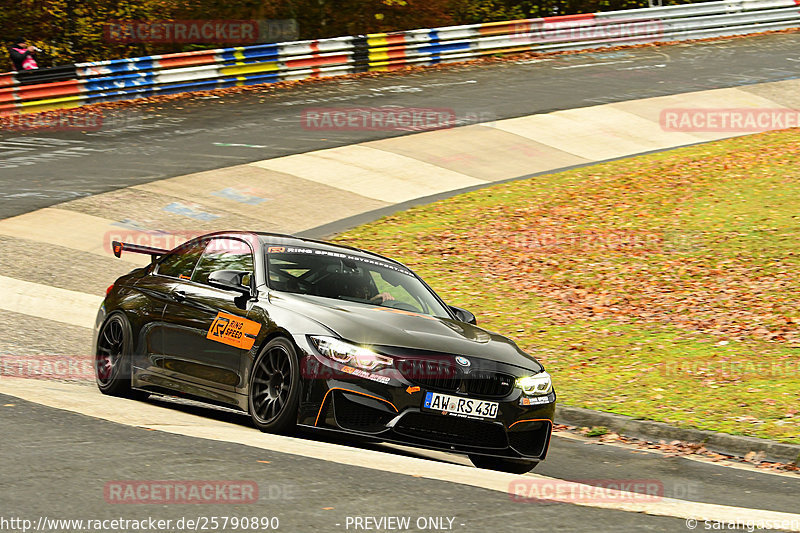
248;337;300;434
469;454;538;474
95;313;147;400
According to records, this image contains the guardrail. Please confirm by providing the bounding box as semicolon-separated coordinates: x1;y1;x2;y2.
2;0;799;116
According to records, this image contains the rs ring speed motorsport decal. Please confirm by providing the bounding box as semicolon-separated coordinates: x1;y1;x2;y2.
207;312;261;349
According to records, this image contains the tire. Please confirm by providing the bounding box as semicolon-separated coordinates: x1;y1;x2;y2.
248;337;301;434
95;312;148;400
469;454;538;474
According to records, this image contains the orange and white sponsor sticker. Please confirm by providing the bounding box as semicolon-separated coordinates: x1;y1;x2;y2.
339;365;390;384
207;312;261;350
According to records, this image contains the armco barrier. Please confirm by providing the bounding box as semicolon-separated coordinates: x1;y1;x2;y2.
15;65;78;86
1;0;800;116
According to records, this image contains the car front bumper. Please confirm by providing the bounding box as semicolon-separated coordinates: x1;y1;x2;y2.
294;336;555;461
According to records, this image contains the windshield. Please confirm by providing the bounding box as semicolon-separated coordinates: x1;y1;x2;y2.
266;246;451;318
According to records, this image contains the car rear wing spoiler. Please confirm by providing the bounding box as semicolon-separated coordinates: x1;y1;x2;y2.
111;241;168;263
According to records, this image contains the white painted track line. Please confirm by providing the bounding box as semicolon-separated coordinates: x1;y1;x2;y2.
0;208;146;265
0;276;101;329
251;145;486;203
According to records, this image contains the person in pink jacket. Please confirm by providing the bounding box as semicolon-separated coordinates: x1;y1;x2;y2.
9;37;39;71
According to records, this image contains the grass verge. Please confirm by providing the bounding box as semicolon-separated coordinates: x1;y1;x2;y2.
335;128;800;444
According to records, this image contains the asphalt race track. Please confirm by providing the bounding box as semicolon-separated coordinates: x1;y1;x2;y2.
4;31;800;219
2;392;693;532
2;32;800;532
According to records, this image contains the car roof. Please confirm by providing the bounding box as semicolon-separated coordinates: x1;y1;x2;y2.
205;230;409;270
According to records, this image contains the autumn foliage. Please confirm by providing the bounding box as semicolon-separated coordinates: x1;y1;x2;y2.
2;0;701;71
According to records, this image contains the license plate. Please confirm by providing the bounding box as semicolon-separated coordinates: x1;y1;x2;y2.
423;391;499;419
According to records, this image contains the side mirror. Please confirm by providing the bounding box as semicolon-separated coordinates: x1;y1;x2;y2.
208;269;252;296
449;305;477;325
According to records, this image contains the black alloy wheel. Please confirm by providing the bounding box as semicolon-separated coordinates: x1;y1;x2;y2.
95;313;146;399
249;337;300;434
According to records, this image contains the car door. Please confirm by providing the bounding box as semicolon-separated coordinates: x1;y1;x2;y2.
134;239;208;384
161;237;258;400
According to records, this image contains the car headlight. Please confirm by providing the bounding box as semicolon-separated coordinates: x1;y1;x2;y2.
516;372;553;396
310;336;393;371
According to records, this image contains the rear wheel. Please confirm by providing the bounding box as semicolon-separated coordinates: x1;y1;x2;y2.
95;313;147;400
469;454;538;474
248;337;300;434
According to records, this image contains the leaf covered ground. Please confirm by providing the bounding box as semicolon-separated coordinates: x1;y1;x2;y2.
335;128;800;444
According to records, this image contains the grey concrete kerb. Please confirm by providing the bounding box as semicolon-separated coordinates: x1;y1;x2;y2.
556;405;800;465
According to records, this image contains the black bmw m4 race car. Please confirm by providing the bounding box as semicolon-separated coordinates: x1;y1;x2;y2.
94;231;555;473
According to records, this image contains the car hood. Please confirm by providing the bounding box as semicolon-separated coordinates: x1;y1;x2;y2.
268;292;543;372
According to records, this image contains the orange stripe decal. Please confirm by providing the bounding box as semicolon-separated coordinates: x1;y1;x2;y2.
509;418;552;429
314;387;398;426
